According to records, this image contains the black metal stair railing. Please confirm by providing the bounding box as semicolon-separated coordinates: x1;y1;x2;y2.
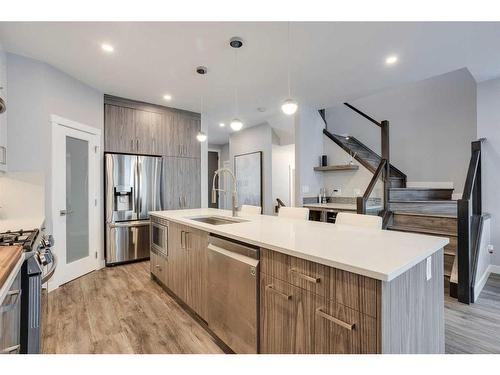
453;138;486;304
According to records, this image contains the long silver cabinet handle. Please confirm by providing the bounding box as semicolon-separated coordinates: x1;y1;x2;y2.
315;308;355;331
289;269;321;284
1;344;21;354
265;285;292;300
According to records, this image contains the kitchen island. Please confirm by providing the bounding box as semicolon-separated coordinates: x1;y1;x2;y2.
150;208;448;354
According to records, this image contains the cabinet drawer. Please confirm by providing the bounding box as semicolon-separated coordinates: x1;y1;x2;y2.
261;249;379;317
260;274;315;354
260;248;330;297
314;297;377;354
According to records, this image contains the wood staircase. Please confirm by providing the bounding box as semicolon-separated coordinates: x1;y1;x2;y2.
323;129;406;188
320;105;484;303
322;124;458;282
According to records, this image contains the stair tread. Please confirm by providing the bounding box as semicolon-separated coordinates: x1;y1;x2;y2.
389;200;456;204
387;224;457;237
389;187;454;191
393;211;458;219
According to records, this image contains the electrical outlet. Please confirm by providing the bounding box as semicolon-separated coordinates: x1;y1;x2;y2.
488;244;495;254
426;256;432;281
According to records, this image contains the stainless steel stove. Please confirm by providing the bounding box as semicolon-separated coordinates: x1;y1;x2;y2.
0;228;56;354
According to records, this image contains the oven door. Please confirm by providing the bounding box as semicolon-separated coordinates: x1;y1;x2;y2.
151;222;168;257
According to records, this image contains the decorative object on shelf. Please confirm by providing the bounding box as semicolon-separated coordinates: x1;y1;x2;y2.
320;155;328;167
281;22;298;115
230;37;244;131
234;151;262;209
313;164;359;172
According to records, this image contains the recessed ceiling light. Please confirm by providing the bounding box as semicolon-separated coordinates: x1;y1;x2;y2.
163;94;172;101
257;107;266;113
385;55;398;65
101;43;114;53
219;122;225;127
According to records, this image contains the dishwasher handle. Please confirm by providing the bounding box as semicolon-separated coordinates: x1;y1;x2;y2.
207;243;259;267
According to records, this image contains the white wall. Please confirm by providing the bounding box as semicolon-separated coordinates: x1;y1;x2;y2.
229;123;273;214
325;68;477;193
0;171;44;222
272;143;295;208
477;77;500;266
323;138;382;198
294;106;325;204
5;53;103;233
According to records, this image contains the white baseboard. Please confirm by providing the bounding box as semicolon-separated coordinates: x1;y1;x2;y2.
474;264;500;301
489;264;500;274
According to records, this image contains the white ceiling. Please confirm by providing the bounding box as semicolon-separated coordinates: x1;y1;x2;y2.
1;22;500;144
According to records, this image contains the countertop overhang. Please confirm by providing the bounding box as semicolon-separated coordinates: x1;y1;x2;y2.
150;208;449;282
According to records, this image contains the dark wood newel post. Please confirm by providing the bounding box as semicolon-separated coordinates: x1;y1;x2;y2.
381;120;390;210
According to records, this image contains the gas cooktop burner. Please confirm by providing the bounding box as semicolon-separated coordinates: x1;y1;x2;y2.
0;229;39;251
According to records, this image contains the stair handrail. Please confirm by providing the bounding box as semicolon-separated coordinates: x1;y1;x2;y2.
357;159;387;214
455;138;486;304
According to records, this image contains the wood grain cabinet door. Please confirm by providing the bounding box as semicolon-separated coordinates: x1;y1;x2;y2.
184;228;208;320
163;157;182;209
166;222;187;300
104;104;136;153
183;157;201;209
313;298;377;354
260;274;315;354
169;113;201;157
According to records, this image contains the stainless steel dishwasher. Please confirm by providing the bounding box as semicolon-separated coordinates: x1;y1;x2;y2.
207;235;259;354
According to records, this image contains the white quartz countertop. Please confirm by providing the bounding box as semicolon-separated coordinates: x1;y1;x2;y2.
0;217;46;232
150;208;448;282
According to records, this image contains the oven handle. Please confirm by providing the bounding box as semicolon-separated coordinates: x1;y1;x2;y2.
41;253;57;284
108;221;150;228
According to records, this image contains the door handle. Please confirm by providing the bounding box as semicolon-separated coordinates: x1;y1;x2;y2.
60;209;74;216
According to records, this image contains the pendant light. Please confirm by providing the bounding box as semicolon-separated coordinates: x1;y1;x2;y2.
196;66;208;142
281;22;298;115
196;93;207;142
230;37;244;131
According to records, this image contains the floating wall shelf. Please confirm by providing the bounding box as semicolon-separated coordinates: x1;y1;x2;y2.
313;164;359;172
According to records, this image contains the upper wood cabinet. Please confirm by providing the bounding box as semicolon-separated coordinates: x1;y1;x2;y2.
104;104;136;153
104;96;200;158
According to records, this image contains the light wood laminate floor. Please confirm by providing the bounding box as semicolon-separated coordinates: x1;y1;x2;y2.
444;274;500;354
42;261;224;354
42;261;500;354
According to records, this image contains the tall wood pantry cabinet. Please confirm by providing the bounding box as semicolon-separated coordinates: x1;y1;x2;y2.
104;95;201;210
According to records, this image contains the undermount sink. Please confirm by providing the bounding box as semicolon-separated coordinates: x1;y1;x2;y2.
187;215;248;225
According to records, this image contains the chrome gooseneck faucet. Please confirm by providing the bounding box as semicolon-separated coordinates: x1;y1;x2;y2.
212;168;238;217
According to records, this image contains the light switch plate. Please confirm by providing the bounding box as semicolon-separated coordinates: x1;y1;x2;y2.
426;256;432;281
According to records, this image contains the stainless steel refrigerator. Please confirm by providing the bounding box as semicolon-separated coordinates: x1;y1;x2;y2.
105;153;163;265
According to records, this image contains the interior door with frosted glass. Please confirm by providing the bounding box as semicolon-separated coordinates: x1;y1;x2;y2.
53;124;99;286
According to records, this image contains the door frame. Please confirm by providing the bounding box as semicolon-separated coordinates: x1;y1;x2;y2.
50;115;102;290
207;148;221;208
